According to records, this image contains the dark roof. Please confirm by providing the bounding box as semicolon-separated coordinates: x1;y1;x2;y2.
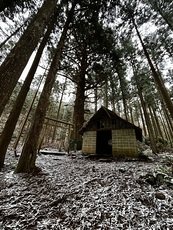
79;106;142;141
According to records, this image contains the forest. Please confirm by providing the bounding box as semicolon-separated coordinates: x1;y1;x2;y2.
0;0;173;229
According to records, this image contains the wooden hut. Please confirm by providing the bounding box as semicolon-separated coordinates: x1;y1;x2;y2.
79;106;142;157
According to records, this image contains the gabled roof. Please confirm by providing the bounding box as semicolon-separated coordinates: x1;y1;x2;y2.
79;106;142;141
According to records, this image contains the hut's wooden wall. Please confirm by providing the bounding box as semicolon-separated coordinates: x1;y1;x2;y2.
85;117;135;132
82;131;96;154
82;129;138;157
112;129;138;157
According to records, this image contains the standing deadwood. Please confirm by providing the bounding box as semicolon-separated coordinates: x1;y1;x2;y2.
0;16;56;169
0;0;59;116
15;1;78;173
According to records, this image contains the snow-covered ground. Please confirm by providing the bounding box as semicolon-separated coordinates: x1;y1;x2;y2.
0;151;173;229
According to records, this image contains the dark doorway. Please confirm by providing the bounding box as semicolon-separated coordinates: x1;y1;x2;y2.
96;130;112;155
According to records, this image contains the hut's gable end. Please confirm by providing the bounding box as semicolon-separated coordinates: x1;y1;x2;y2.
83;116;138;132
112;129;138;157
85;116;112;131
96;116;112;130
111;117;134;130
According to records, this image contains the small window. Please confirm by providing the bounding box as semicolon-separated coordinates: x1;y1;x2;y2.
97;120;105;129
107;119;111;127
100;120;105;128
112;120;115;125
112;120;116;128
97;121;100;129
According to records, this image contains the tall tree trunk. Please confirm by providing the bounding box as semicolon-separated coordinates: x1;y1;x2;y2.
152;2;173;31
0;19;55;169
129;107;134;124
132;17;173;120
0;0;32;12
72;43;88;148
148;106;159;141
109;75;116;112
134;104;140;127
15;1;77;173
159;109;173;146
138;89;157;153
0;0;59;116
103;79;108;108
132;64;157;153
94;87;98;112
152;107;164;139
115;63;128;120
162;106;173;139
13;74;45;153
52;77;67;143
73;81;85;145
0;22;26;49
138;100;148;137
159;112;170;141
72;76;86;145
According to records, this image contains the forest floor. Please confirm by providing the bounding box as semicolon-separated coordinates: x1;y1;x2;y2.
0;149;173;230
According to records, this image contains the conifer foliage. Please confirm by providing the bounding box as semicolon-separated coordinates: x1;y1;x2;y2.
0;0;173;172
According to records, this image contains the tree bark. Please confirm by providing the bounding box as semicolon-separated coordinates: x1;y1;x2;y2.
138;88;157;153
52;77;67;143
152;1;173;31
109;75;117;112
152;107;164;139
148;106;159;141
0;0;59;116
0;21;55;169
0;0;32;12
0;22;26;49
71;43;88;148
15;1;77;173
94;87;98;112
132;17;173;121
115;63;128;121
132;64;157;153
138;99;148;137
103;79;108;108
72;74;86;145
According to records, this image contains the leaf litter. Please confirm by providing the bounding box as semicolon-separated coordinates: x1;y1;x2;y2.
0;150;173;229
